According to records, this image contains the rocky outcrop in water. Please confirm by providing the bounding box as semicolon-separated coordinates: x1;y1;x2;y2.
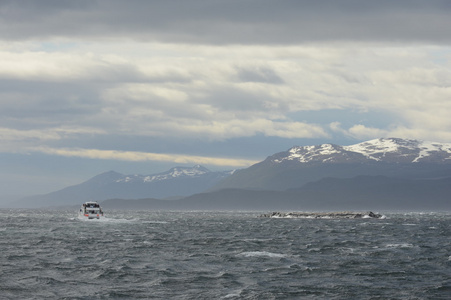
260;211;383;219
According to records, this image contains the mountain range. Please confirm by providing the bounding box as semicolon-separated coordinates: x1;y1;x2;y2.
213;137;451;191
11;138;451;210
13;165;233;208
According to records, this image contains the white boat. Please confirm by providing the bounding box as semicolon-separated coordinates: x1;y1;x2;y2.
78;201;104;219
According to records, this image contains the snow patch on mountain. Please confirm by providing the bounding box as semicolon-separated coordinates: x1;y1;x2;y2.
413;141;451;162
343;138;416;161
282;144;343;163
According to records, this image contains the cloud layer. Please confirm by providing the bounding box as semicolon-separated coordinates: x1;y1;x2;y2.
2;1;451;44
2;43;450;153
1;1;451;195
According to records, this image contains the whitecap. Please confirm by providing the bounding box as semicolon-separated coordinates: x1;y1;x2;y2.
363;213;386;219
222;289;243;299
385;243;414;248
238;251;287;258
76;216;107;222
86;217;136;223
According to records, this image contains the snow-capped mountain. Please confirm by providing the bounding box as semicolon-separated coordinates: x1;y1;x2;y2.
212;138;451;191
15;166;233;208
273;138;451;164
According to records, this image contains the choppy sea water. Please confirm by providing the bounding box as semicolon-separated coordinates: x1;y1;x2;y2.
0;210;450;299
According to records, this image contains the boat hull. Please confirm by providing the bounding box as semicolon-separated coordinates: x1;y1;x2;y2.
78;213;102;220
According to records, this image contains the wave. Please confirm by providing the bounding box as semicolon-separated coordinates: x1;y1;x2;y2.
385;243;415;248
238;251;287;258
75;216;138;223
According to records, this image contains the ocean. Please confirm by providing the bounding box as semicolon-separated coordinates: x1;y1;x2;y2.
0;209;450;299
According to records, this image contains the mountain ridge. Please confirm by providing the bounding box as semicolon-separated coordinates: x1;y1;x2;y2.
9;137;451;209
12;165;233;208
274;138;451;164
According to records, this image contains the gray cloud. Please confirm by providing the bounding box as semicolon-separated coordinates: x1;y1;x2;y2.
3;0;451;197
0;80;99;128
1;0;451;44
236;66;284;84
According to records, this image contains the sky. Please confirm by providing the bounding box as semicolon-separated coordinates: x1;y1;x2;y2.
1;0;451;197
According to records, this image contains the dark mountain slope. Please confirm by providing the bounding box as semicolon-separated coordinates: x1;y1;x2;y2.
102;175;451;211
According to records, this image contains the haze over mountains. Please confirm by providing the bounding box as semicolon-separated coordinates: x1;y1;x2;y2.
14;165;232;208
10;138;451;210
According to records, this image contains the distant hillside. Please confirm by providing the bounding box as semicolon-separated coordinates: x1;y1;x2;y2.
102;175;451;211
212;138;451;191
14;165;233;208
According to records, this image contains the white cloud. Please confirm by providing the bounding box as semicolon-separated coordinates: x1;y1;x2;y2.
1;41;451;154
330;122;388;141
0;127;61;142
0;127;105;155
168;119;328;140
0;50;131;81
33;146;259;168
347;125;389;140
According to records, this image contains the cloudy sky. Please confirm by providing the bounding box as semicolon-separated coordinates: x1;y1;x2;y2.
1;0;451;197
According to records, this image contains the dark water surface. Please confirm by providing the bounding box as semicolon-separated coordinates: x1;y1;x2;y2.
1;210;450;299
